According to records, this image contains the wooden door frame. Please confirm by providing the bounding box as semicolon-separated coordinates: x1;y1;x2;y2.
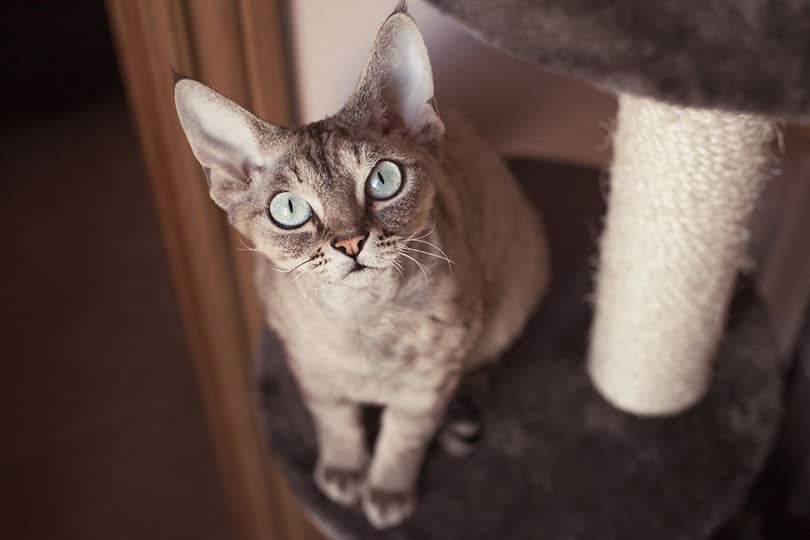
105;1;319;539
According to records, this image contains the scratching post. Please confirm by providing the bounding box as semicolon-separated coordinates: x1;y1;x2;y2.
588;94;777;415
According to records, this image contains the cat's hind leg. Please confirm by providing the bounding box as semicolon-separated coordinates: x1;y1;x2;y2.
440;366;490;456
439;404;483;457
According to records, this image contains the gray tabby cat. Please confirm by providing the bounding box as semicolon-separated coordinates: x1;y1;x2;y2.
174;2;549;530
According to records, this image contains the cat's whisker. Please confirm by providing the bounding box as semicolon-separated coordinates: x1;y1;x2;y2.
406;237;449;256
236;237;265;254
390;260;405;282
283;256;317;279
237;235;257;251
270;262;303;274
272;263;302;274
397;251;430;286
406;223;437;242
404;239;455;268
401;246;454;270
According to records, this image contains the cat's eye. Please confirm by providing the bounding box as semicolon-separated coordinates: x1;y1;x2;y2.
268;192;312;229
366;160;403;201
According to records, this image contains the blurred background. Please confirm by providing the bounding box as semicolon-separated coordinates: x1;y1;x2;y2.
0;2;231;539
1;1;808;539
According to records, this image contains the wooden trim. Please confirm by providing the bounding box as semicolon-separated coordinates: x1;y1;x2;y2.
105;1;320;539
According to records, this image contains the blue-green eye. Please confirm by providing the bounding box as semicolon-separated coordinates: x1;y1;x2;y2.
268;192;312;229
367;160;403;201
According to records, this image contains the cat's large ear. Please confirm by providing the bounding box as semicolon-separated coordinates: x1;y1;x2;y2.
174;78;281;212
340;4;444;145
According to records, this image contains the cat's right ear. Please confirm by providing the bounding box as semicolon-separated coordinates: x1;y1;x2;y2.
339;7;444;146
174;78;281;211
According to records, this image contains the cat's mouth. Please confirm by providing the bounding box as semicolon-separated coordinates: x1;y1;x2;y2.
348;262;367;274
343;261;381;280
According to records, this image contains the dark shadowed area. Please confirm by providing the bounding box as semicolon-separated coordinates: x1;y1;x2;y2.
0;2;231;539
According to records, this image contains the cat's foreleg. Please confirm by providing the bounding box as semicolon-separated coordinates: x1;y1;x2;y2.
362;395;449;529
307;397;369;506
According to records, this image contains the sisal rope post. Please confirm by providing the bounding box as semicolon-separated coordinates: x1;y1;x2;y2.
588;94;777;415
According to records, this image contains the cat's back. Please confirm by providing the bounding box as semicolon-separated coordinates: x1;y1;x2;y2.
438;108;531;231
438;107;541;258
438;108;550;364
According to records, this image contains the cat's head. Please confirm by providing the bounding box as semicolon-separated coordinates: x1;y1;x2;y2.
174;3;444;287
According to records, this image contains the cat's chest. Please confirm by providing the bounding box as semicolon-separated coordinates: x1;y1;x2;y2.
307;302;445;362
285;298;469;403
304;327;462;405
285;279;451;355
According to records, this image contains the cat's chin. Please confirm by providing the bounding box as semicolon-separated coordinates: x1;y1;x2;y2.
340;264;384;286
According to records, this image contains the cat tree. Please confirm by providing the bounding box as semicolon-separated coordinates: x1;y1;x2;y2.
257;1;806;537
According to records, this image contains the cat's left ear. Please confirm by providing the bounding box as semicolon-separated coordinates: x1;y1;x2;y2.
340;6;444;145
174;78;284;213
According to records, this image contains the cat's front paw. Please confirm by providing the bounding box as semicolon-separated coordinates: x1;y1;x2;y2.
361;485;415;529
314;464;364;506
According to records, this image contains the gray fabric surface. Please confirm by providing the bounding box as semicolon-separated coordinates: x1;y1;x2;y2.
422;0;810;119
257;159;783;539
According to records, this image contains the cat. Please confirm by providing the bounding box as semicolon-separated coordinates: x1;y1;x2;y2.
174;1;549;530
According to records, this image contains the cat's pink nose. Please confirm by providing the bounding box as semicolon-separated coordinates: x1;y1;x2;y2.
331;233;368;258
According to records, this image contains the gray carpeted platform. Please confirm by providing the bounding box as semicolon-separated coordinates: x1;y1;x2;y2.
423;0;810;120
257;160;783;540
